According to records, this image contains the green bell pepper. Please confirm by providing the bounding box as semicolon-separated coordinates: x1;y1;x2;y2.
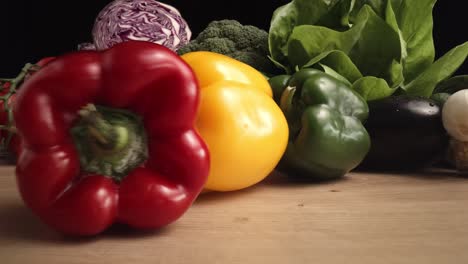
269;68;371;180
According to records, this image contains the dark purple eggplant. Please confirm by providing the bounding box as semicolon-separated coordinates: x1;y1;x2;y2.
358;95;449;171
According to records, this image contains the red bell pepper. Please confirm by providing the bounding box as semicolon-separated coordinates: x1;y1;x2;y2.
13;41;210;236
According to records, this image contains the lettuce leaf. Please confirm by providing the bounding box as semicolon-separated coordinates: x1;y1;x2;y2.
268;0;468;99
404;42;468;97
268;0;352;72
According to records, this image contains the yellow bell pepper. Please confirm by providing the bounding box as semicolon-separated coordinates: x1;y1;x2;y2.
181;51;289;192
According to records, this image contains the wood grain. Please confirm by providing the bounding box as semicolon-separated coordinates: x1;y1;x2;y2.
1;165;467;264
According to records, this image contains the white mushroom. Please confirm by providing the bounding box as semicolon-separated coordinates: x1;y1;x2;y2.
442;89;468;171
442;89;468;141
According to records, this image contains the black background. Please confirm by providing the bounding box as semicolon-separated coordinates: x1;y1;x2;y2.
1;0;466;76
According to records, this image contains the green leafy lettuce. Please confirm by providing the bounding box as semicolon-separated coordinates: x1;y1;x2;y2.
268;0;468;100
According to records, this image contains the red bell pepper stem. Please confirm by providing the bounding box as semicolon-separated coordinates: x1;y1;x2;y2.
78;104;120;149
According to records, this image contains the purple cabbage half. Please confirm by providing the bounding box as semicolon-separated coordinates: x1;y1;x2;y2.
90;0;192;51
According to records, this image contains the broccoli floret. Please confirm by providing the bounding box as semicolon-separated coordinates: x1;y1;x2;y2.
177;19;279;75
178;37;237;55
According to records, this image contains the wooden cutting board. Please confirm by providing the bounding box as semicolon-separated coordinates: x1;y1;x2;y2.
0;165;467;264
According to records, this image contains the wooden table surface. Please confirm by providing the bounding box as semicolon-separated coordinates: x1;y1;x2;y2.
1;165;467;264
